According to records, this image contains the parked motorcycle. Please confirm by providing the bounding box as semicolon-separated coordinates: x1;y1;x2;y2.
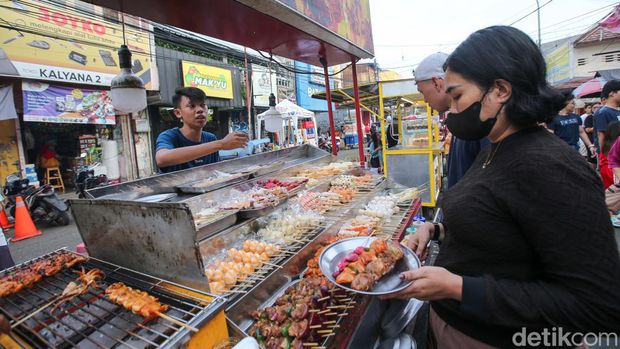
2;173;70;226
75;163;108;199
318;136;332;153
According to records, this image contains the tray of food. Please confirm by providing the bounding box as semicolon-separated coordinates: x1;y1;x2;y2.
318;237;420;296
234;161;286;178
247;276;354;349
176;171;251;194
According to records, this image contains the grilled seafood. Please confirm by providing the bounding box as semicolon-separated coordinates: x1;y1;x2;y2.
105;282;169;320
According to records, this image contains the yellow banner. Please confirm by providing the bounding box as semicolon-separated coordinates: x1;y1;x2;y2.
0;0;155;89
181;61;233;99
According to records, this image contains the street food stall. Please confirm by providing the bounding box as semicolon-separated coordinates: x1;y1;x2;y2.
1;145;425;348
313;79;445;207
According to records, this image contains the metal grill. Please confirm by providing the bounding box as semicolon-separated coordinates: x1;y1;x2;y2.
1;250;225;349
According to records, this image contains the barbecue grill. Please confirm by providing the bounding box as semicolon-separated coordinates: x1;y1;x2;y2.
0;249;226;349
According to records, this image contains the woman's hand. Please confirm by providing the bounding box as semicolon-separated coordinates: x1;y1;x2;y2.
404;222;433;260
379;266;463;301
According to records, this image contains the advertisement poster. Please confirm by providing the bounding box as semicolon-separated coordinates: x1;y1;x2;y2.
22;81;115;125
294;62;335;112
276;0;374;54
545;43;571;85
252;64;277;107
181;61;233;99
0;0;155;88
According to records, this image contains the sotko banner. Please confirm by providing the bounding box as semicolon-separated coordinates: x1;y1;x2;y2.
22;81;115;125
0;0;155;88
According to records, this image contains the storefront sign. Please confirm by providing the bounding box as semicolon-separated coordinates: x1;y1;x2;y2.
276;0;374;54
546;43;571;84
181;61;233;99
0;0;155;88
252;64;277;107
22;81;115;125
294;62;334;112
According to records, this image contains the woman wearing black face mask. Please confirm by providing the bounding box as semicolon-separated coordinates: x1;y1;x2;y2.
383;26;620;348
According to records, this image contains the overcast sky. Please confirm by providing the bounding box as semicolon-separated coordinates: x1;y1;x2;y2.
368;0;620;77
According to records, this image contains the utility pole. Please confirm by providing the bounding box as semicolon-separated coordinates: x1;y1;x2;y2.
536;0;542;48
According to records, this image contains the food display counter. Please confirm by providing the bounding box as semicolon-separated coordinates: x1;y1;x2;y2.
3;145;424;348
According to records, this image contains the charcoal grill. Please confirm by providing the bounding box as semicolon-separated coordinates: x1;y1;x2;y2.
1;249;226;349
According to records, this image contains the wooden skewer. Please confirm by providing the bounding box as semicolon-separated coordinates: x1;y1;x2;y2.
155;311;199;333
309;324;322;329
325;312;337;316
338;313;349;317
322;320;336;324
317;296;330;302
264;262;283;269
317;329;333;334
303;343;319;347
11;299;57;328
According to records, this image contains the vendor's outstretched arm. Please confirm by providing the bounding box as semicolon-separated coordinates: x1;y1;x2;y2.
156;141;222;168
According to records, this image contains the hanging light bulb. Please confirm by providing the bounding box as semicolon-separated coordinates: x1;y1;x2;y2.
263;93;284;132
110;44;147;113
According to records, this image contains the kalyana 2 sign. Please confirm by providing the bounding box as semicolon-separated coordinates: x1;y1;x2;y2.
0;0;156;89
181;61;233;99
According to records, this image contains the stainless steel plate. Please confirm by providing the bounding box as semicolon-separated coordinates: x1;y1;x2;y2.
134;193;177;202
318;237;420;296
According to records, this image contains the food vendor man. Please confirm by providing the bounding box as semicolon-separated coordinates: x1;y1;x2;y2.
156;87;248;173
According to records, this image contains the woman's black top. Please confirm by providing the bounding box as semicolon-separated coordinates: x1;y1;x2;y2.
432;126;620;348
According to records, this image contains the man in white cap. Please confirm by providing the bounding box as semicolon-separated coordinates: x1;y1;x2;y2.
414;52;489;188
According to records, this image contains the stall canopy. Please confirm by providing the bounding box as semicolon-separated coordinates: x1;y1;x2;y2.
257;99;313;120
84;0;374;66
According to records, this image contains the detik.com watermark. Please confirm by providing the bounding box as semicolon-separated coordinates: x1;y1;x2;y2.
513;327;618;347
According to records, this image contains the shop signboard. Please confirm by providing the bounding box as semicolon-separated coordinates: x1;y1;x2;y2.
276;0;374;54
546;43;571;84
252;64;277;107
0;0;156;88
22;81;115;125
294;62;334;112
181;61;233;99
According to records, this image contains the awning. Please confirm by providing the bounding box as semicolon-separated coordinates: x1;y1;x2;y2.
83;0;374;66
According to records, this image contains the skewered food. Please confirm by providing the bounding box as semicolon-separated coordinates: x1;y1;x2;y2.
256;178;308;191
0;251;87;297
52;268;105;312
105;282;170;320
337;215;381;237
249;277;349;348
220;187;285;210
205;240;282;294
258;213;321;244
334;239;404;291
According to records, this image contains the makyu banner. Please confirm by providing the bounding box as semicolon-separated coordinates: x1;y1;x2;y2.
181;61;233;99
0;0;155;89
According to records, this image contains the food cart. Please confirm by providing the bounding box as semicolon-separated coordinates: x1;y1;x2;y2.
313;79;445;207
1;145;425;348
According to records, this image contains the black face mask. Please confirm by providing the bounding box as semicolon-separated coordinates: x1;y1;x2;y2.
445;95;503;141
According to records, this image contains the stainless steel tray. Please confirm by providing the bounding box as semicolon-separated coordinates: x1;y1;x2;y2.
252;160;285;177
176;173;251;194
196;211;239;240
318;237;420;296
237;200;287;219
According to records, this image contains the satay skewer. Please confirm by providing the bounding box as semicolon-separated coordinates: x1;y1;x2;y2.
154;311;199;332
10;299;56;328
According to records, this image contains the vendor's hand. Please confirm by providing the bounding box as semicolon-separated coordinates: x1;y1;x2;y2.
0;314;9;334
219;132;249;150
404;222;433;260
379;266;463;301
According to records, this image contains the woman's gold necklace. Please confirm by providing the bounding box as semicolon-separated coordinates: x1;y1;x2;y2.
482;141;503;169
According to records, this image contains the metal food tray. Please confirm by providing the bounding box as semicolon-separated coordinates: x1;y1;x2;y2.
237;199;287;219
176;173;251;194
250;161;285;177
195;210;239;240
238;274;358;349
2;249;226;349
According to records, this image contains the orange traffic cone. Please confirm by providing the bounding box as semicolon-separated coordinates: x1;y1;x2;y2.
11;196;41;242
0;205;13;229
